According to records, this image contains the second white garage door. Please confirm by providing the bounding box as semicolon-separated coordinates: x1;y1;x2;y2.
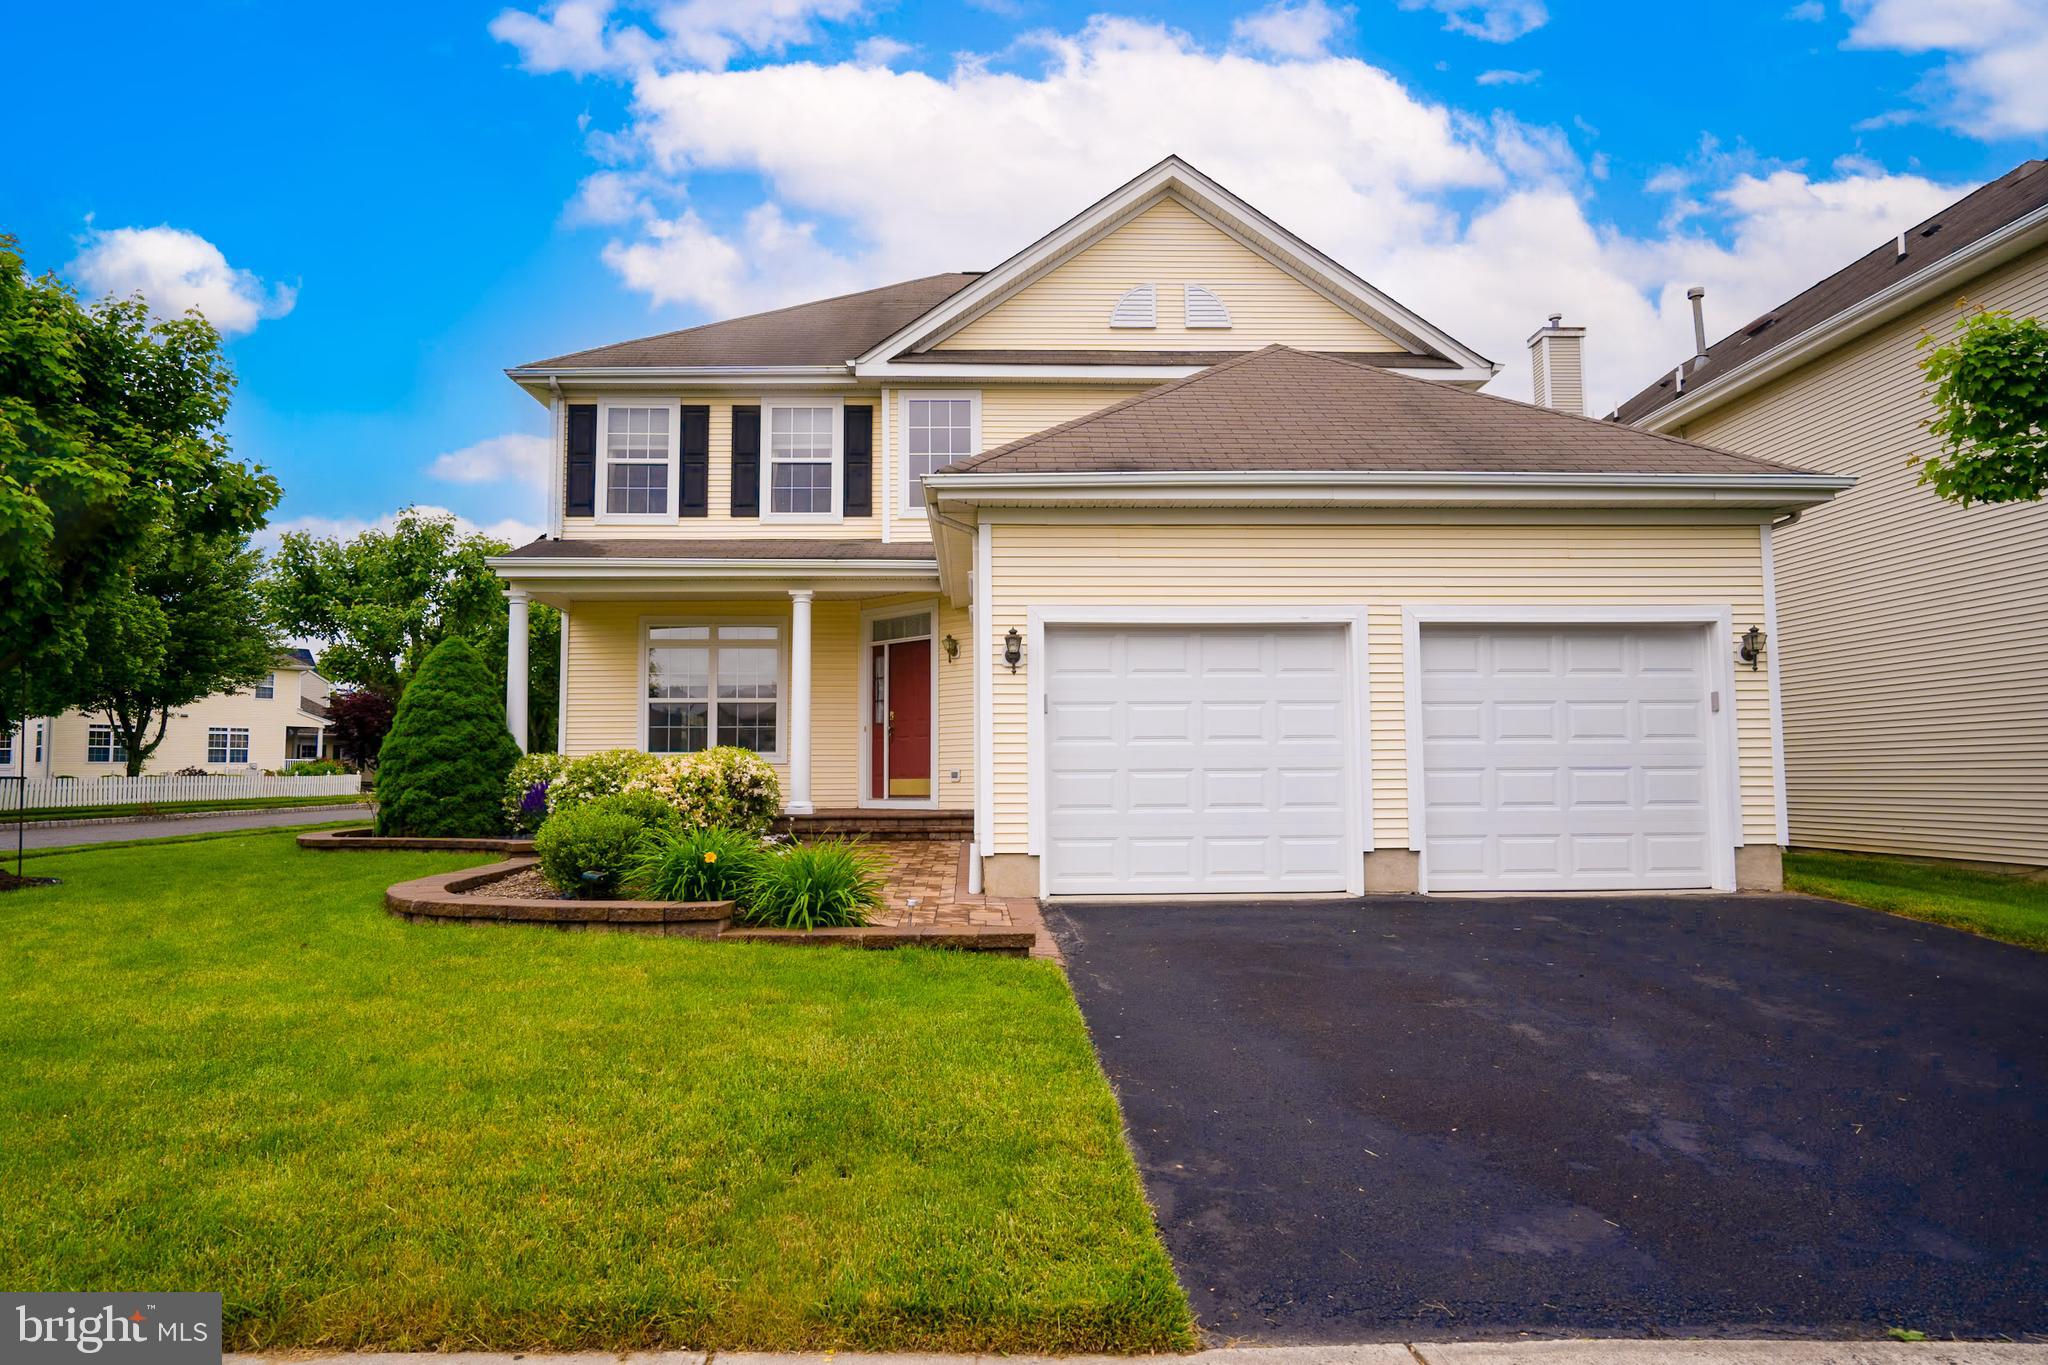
1044;625;1356;897
1417;623;1720;892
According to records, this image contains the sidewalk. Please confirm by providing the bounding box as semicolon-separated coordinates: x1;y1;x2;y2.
228;1341;2048;1364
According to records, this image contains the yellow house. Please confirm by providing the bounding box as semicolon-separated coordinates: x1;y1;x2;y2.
1615;159;2048;868
4;649;334;780
492;157;1845;898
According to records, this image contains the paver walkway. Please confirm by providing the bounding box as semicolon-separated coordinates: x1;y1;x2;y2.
867;839;1057;959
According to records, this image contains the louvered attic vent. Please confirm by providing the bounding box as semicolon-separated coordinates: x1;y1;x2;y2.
1183;284;1231;328
1109;283;1157;328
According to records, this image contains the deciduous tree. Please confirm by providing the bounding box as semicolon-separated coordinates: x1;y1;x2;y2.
1916;306;2048;506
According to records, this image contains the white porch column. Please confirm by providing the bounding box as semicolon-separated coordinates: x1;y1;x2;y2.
505;588;530;753
787;589;814;813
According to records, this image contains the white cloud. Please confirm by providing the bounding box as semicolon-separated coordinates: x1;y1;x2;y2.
1844;0;2048;137
1784;1;1825;19
511;11;1967;415
430;433;554;494
256;505;543;556
1231;0;1351;58
491;0;867;74
854;35;913;67
1397;0;1548;42
1475;67;1541;85
68;225;295;337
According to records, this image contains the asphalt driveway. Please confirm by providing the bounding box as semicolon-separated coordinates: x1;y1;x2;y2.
1045;894;2048;1344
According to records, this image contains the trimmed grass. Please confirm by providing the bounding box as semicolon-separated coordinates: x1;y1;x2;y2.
0;832;1192;1355
1786;848;2048;952
13;793;366;824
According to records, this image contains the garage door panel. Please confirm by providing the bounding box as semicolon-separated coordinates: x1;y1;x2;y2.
1046;624;1354;896
1420;623;1716;893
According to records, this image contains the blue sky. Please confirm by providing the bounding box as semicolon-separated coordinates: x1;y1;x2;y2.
7;0;2044;546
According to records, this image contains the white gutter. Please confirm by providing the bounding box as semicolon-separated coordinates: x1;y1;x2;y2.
855;359;1498;385
1639;202;2048;432
923;468;1853;509
486;556;940;581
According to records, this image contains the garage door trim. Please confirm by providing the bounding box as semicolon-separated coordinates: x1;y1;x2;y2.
1028;606;1373;898
1400;604;1743;894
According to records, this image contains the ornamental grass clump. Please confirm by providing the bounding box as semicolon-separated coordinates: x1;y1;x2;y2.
627;826;763;903
373;637;521;838
737;838;887;930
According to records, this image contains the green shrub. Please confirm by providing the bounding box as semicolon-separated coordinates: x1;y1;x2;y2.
627;746;782;834
373;637;521;838
736;839;886;930
502;751;569;834
586;790;684;840
282;758;349;776
533;803;648;898
627;826;764;902
547;748;661;814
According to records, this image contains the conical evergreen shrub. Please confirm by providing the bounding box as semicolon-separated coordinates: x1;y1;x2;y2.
374;637;522;837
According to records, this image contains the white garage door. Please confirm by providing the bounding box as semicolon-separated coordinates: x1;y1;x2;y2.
1044;625;1355;897
1418;624;1718;892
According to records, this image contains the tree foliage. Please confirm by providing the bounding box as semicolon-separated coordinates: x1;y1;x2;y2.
262;505;557;748
325;688;395;771
373;636;520;838
0;234;277;735
69;533;280;774
1916;305;2048;506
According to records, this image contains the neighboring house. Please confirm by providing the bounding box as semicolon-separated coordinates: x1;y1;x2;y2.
1614;159;2048;868
491;156;1845;898
0;649;335;780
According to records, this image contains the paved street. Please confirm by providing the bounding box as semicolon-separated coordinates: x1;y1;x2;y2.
7;803;370;850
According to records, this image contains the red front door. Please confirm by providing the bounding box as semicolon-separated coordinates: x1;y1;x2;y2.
870;636;932;799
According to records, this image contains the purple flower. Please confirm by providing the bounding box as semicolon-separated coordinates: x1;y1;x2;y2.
520;780;549;814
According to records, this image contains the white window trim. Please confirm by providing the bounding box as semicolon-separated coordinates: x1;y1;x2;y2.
206;725;252;766
637;616;790;763
898;390;981;517
86;723;127;765
596;397;682;525
255;672;276;699
858;600;942;810
759;394;845;525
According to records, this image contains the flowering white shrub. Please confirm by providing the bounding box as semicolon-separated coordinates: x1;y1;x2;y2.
622;745;782;834
546;748;661;814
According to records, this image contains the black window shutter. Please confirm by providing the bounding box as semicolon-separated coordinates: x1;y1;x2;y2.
843;404;873;517
565;403;597;518
679;404;709;517
730;405;760;517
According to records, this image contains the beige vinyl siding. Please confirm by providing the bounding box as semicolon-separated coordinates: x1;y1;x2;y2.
561;597;971;810
40;667;325;778
984;518;1775;853
884;385;1150;542
1679;244;2048;865
559;397;883;542
936;195;1402;353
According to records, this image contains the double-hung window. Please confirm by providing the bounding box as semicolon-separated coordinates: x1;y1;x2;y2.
601;403;676;520
764;399;841;520
86;724;127;765
0;726;11;766
646;623;783;757
902;392;978;513
207;726;250;765
255;672;276;699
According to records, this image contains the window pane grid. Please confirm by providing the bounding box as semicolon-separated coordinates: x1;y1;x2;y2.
905;398;973;505
768;404;835;514
206;726;250;765
646;626;782;755
605;405;672;515
87;725;126;764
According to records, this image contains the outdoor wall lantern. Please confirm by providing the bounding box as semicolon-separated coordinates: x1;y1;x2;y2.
1739;624;1767;671
942;633;959;663
1003;627;1023;673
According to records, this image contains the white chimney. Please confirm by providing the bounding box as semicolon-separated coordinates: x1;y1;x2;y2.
1526;313;1587;416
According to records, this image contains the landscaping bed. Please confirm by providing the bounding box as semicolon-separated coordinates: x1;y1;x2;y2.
0;829;1192;1353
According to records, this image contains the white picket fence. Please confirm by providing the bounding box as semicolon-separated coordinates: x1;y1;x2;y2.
8;773;362;811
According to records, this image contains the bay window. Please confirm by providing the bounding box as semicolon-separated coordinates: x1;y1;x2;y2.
764;399;841;519
646;622;783;757
601;403;675;520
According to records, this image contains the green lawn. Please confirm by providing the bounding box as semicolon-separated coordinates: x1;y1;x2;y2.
0;831;1192;1354
1786;848;2048;952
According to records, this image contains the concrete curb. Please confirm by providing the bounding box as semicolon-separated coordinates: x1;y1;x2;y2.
227;1342;2048;1365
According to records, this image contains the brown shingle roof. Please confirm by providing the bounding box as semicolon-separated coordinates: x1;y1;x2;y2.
945;345;1814;477
1613;159;2048;425
515;274;980;370
499;538;936;562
